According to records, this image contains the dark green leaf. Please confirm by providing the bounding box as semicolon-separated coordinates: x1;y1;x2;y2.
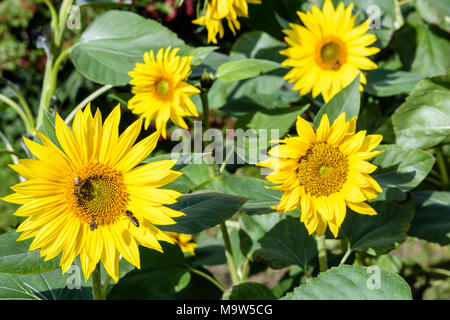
409;191;450;245
365;69;424;97
216;59;283;82
158;192;248;234
223;282;276;300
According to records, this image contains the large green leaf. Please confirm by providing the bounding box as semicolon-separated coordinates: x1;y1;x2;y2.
365;69;424;97
409;191;450;245
223;282;276;300
157;192;248;234
253;216;318;270
416;0;450;33
216;59;283;82
107;243;191;299
0;231;61;274
391;73;450;150
371;145;435;201
230;31;286;63
313;74;360;129
339;200;415;254
281;265;412;300
202;176;282;215
71;10;209;85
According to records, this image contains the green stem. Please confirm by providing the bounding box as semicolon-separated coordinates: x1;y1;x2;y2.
435;146;449;190
0;94;34;134
42;0;59;40
101;274;111;299
339;241;352;266
315;234;327;273
55;0;74;47
200;89;210;130
92;263;104;300
220;222;240;285
188;266;226;292
64;84;114;124
0;130;20;166
49;47;73;97
240;252;253;283
36;58;53;129
4;80;34;129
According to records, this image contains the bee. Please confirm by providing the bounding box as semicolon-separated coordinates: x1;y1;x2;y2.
125;210;139;228
73;177;82;195
90;215;98;231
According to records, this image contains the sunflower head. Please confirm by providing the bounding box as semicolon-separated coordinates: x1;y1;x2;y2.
128;46;200;138
1;105;186;282
258;112;384;237
280;0;380;102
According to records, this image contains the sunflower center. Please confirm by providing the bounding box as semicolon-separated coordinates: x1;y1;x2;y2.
156;79;171;97
67;163;128;228
297;142;349;197
316;36;347;71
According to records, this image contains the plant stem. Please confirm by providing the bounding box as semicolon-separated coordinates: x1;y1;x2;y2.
220;222;240;285
435;146;449;190
92;263;104;300
188;266;226;292
55;0;74;47
315;234;327;273
64;84;114;124
3;79;34;129
101;274;111;299
200;89;210;130
339;242;352;266
0;94;34;134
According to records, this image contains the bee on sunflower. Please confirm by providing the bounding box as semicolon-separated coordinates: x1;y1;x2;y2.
1;105;185;282
280;0;380;102
258;113;383;237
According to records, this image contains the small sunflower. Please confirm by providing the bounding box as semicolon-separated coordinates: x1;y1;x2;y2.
192;0;261;44
128;46;200;138
166;232;197;255
280;0;380;102
258;113;383;237
1;105;185;282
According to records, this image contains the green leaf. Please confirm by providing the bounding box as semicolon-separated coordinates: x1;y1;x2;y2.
107;243;191;299
254;216;318;270
0;231;61;274
216;59;283;82
230;31;286;63
371;145;435;201
240;212;284;253
75;0;132;7
313;74;360;129
410;19;450;77
391;73;450;149
203;176;282;215
71;10;205;86
281;265;412;300
365;69;424;97
223;282;276;300
409;191;450;245
339;200;415;254
416;0;450;33
157;192;248;234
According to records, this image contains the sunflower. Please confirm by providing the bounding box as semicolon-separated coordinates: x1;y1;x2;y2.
1;104;186;282
166;232;197;255
128;46;200;139
280;0;380;103
258;113;383;237
192;0;261;44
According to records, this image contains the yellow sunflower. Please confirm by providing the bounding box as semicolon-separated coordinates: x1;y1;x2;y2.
1;104;186;282
166;232;197;255
193;0;261;44
128;46;200;138
280;0;380;102
258;113;383;237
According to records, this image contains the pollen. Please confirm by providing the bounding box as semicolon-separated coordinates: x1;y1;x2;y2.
66;163;128;227
315;36;348;71
297;142;349;197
